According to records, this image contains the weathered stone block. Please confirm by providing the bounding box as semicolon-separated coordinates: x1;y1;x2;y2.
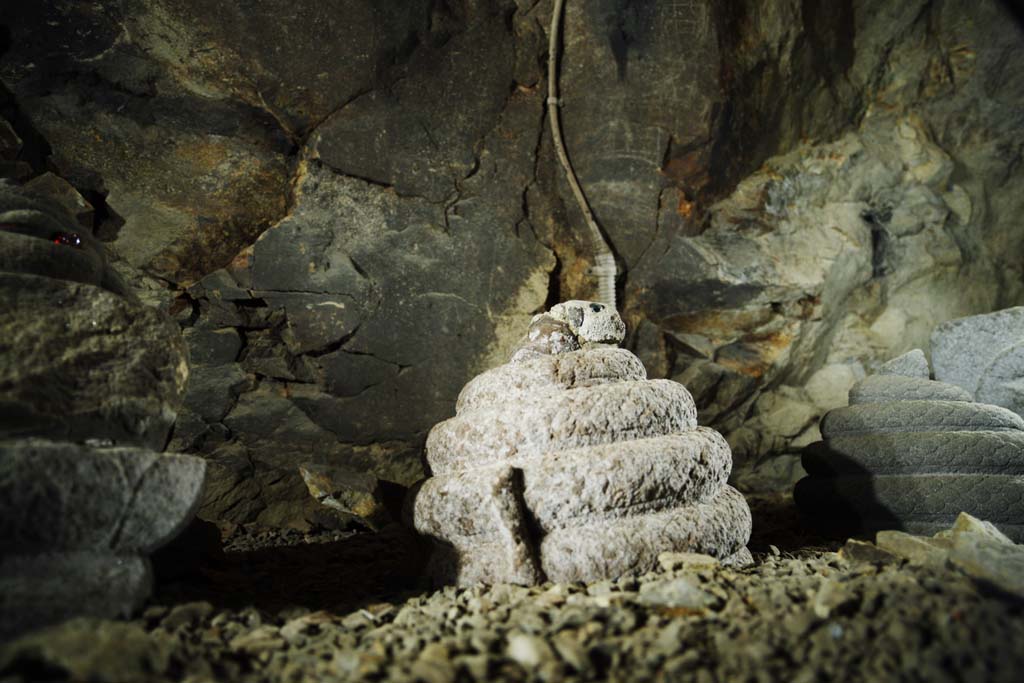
931;307;1024;395
412;304;751;586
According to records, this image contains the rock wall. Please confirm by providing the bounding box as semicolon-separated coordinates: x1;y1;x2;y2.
2;0;1022;527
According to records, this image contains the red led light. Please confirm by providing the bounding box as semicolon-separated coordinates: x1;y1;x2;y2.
52;232;83;248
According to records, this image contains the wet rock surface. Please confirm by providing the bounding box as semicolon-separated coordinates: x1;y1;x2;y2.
2;504;1022;683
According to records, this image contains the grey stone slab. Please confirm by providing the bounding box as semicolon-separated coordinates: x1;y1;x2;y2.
977;341;1024;418
0;439;206;555
931;307;1024;395
794;473;1024;528
876;349;930;378
0;552;152;640
820;400;1024;439
802;431;1024;476
311;7;513;202
427;379;698;474
256;291;363;356
848;375;972;405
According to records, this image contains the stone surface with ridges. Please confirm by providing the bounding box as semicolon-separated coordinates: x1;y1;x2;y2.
848;375;973;406
0;552;152;640
820;400;1024;438
414;303;751;586
794;474;1024;539
977;342;1024;418
456;347;646;412
540;486;752;584
801;431;1024;476
931;307;1024;396
876;349;930;379
427;379;697;474
415;429;732;535
0;439;207;555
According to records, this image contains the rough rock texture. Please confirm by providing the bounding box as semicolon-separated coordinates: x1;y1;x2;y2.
412;304;751;586
0;439;206;555
877;349;930;379
0;553;153;640
2;0;1023;523
3;518;1024;683
931;307;1024;396
629;1;1024;492
795;360;1024;541
930;307;1024;419
977;343;1024;420
847;375;973;405
0;439;206;639
0;184;207;638
0;185;188;448
0;274;188;449
845;512;1024;600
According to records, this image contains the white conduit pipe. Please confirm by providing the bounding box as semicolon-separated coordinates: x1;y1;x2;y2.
547;0;617;310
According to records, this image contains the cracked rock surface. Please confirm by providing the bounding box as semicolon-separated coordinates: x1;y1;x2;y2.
412;303;752;585
3;0;1024;524
795;350;1024;541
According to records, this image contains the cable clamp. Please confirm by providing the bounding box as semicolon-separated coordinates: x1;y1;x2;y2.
546;97;563;107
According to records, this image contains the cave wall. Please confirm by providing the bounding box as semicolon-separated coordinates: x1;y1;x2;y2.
1;0;1022;528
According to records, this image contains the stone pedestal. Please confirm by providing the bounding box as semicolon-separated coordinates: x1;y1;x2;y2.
0;185;205;638
410;301;752;586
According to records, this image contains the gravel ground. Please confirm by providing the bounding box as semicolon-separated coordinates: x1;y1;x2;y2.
1;496;1022;683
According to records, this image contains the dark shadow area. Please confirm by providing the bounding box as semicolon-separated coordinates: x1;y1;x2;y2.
999;0;1024;29
794;438;901;542
153;523;432;615
745;492;842;555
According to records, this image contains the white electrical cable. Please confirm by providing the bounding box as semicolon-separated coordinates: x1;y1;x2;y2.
547;0;617;309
